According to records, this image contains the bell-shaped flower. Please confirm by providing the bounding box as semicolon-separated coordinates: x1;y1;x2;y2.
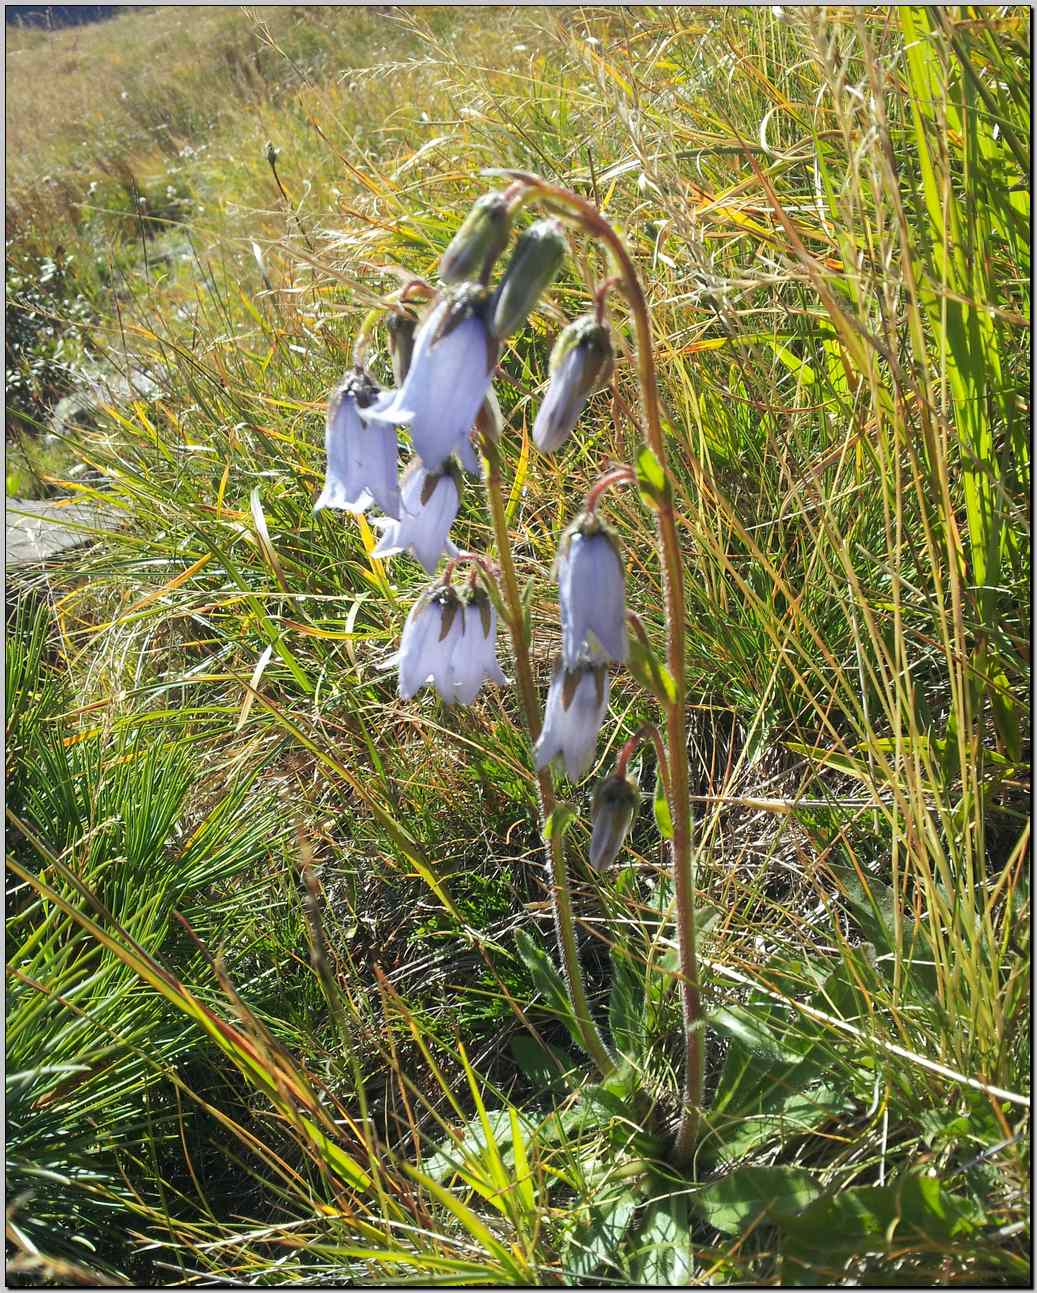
490;218;567;340
589;771;640;871
373;285;498;473
314;369;400;519
439;191;512;284
447;587;508;705
533;316;614;454
391;585;465;701
533;660;609;782
555;514;628;668
372;461;460;574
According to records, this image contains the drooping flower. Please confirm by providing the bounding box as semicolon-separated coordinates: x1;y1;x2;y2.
372;461;460;574
373;285;498;473
490;217;567;340
533;659;609;782
439;191;512;284
392;585;465;701
314;369;400;518
533;315;614;454
447;587;508;705
555;513;628;668
589;771;640;871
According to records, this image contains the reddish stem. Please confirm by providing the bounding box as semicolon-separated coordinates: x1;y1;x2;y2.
400;277;436;303
441;552;500;585
595;276;622;323
615;733;640;779
614;722;667;787
585;465;635;515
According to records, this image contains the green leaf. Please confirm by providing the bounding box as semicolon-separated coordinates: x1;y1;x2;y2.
695;1166;823;1235
652;769;673;839
627;633;677;705
779;1173;985;1272
989;665;1023;762
635;444;671;511
543;801;577;843
704;1002;849;1159
608;947;644;1059
712;1004;803;1068
514;928;584;1050
632;1194;694;1283
564;1189;639;1281
509;1034;575;1095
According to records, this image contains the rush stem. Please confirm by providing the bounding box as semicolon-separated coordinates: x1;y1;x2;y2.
483;435;616;1078
518;174;703;1165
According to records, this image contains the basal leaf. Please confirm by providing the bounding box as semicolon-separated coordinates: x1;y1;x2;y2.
695;1166;822;1235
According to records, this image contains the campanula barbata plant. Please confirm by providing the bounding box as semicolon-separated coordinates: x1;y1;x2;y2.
315;171;704;1166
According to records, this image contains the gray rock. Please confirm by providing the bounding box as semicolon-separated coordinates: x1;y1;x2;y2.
5;498;115;568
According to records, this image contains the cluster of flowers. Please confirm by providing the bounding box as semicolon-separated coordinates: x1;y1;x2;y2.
315;190;638;868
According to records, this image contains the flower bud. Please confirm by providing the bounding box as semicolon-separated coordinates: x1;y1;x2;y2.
490;218;567;340
589;772;640;871
555;513;628;668
439;192;512;285
533;315;614;453
387;309;418;385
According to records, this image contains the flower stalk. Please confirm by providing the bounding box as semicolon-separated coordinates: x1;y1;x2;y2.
585;465;635;515
483;433;615;1078
507;172;703;1165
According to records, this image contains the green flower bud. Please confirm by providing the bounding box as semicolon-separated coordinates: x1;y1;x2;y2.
589;772;640;871
439;192;513;285
386;309;418;385
490;217;567;340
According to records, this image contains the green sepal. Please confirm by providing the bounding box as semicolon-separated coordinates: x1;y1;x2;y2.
477;570;510;628
519;576;536;650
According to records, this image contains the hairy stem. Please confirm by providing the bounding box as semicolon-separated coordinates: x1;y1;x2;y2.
483;436;615;1077
515;173;703;1163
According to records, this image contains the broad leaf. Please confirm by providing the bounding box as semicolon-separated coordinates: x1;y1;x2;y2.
564;1189;639;1280
695;1166;823;1235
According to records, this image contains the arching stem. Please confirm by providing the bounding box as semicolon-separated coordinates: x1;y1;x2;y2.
585;465;635;515
507;172;703;1165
